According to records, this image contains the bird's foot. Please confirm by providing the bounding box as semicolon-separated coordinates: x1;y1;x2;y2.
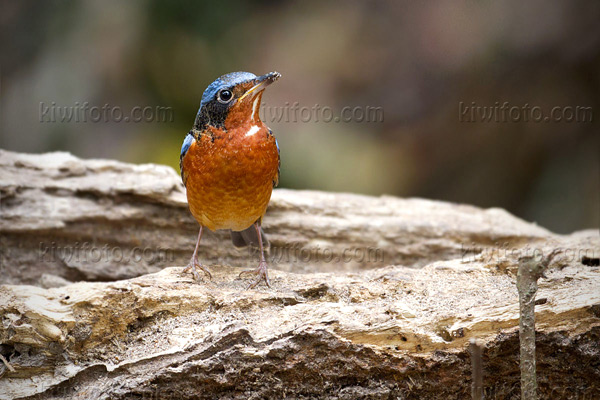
239;261;271;289
183;259;212;282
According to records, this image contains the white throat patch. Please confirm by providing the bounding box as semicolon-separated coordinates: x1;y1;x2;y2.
245;125;260;137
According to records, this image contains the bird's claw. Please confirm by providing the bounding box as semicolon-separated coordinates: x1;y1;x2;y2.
183;260;212;282
239;262;271;289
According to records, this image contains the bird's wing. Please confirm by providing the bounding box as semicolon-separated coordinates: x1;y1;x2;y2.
179;131;195;186
273;134;280;187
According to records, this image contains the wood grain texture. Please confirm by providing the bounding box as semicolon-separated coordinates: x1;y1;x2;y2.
0;150;599;399
1;149;557;285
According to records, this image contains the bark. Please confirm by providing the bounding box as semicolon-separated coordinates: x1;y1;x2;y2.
0;149;599;399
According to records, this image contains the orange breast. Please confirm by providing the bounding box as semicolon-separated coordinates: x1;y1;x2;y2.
182;124;279;231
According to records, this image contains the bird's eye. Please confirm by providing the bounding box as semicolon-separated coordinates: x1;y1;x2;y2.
217;89;233;103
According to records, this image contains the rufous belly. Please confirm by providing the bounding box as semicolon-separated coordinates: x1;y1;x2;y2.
182;126;279;232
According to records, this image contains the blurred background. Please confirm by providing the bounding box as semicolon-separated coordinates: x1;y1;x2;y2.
1;0;598;234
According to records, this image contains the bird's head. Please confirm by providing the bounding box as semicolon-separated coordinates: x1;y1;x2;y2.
194;71;281;131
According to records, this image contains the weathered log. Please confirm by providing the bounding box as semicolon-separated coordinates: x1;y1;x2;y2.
1;149;556;285
0;150;599;399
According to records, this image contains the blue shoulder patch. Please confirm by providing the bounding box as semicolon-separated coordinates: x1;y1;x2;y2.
180;133;195;159
200;71;257;108
274;137;280;187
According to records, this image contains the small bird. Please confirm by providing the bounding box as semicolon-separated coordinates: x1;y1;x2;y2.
180;71;281;288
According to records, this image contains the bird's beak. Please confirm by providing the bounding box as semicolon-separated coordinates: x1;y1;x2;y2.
238;72;281;103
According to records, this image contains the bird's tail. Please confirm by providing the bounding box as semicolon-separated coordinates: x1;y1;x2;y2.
231;225;269;249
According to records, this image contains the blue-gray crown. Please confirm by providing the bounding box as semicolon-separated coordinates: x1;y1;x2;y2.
200;71;257;109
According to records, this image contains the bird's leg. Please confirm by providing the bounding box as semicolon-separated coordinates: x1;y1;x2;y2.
239;222;271;289
183;226;212;281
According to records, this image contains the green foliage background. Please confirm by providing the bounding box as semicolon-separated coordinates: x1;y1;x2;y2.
1;0;598;233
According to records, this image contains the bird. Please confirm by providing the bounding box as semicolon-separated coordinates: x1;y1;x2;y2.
179;71;281;288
